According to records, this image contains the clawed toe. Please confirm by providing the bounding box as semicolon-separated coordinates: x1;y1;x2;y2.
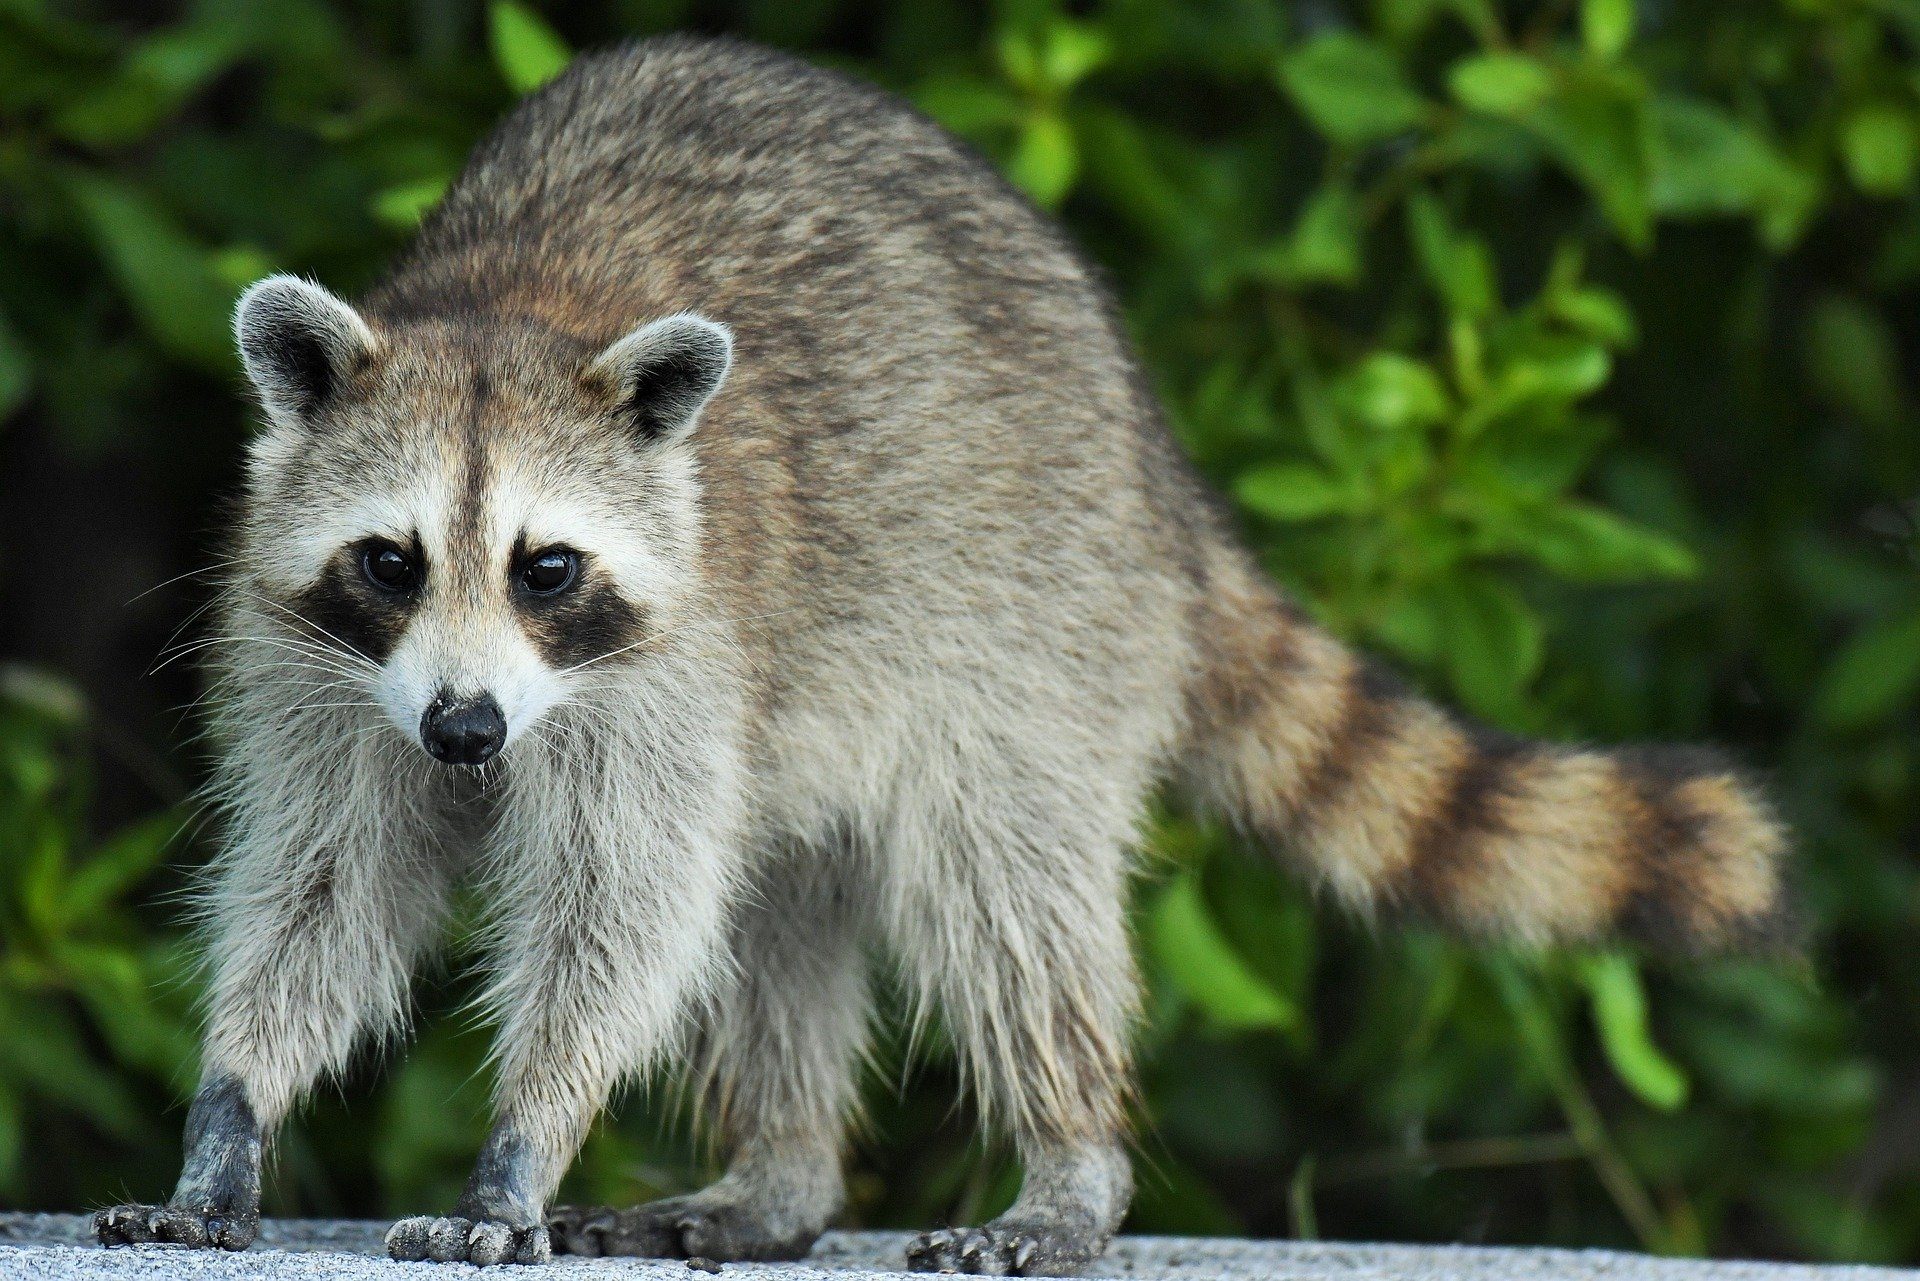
95;1204;257;1252
907;1223;1090;1276
386;1215;550;1266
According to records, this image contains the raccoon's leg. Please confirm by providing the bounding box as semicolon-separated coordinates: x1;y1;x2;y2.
387;703;746;1267
551;843;870;1261
97;750;458;1252
891;797;1139;1277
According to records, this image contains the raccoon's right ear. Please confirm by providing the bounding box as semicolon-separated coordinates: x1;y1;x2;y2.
233;275;377;428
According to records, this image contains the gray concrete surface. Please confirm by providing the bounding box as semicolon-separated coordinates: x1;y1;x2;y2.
3;1214;1917;1281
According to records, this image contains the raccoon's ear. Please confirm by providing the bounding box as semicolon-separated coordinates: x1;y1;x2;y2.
233;275;377;428
585;313;733;445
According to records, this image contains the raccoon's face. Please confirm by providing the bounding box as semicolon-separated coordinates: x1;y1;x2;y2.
229;275;732;765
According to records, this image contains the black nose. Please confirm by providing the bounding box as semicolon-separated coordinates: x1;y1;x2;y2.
420;693;506;765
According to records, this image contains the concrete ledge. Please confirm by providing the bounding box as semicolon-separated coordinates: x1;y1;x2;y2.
3;1215;1916;1281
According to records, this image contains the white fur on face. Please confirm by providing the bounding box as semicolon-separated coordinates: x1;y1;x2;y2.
251;422;705;758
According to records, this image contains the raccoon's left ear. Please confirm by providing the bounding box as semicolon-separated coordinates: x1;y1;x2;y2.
585;313;733;446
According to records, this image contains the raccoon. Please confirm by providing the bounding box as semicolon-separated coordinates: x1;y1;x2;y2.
94;35;1789;1275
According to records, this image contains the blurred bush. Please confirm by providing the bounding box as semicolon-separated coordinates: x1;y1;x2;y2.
1;0;1917;1263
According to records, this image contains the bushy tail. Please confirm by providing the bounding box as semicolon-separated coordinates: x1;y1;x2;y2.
1183;551;1791;952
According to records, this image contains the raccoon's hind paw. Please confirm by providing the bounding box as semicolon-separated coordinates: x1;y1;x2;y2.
548;1204;665;1258
385;1214;550;1266
549;1195;820;1262
906;1220;1107;1277
95;1203;258;1251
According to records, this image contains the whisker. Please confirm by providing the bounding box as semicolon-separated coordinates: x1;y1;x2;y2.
557;608;798;676
154;594;227;662
126;557;240;607
241;594;381;673
153;635;371;681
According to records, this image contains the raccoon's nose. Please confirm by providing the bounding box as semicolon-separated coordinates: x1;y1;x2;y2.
420;693;506;766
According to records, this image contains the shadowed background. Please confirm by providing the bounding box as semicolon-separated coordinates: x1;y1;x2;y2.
1;0;1916;1264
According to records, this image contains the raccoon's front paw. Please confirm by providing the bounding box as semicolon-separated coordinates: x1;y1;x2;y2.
385;1215;551;1266
906;1220;1106;1277
95;1203;258;1251
549;1195;818;1262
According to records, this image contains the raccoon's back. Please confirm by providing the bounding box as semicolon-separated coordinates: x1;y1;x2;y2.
381;38;1082;330
373;36;1217;716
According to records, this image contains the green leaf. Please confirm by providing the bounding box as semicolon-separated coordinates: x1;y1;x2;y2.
1147;873;1297;1035
62;169;232;370
1464;413;1607;501
999;19;1111;94
1651;97;1818;245
1492;333;1613;407
371;174;452;230
913;73;1025;136
1043;23;1111;90
1074;109;1203;251
1406;192;1497;318
1448;53;1554;117
1006;111;1078;208
1520;501;1698;582
1438;574;1545;718
62;810;178;923
1581;0;1635;61
1549;286;1637;346
1234;463;1355;521
1579;953;1690;1111
208;245;277;293
1533;72;1655;249
1277;33;1426;146
1812;608;1920;732
1259;183;1363;286
1842;105;1920;198
1373;588;1444;667
1804;295;1903;428
1336;353;1451;431
53;19;255;147
488;0;571;96
1446;0;1506;45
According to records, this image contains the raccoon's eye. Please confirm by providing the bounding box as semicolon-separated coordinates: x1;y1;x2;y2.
361;542;418;593
520;548;578;596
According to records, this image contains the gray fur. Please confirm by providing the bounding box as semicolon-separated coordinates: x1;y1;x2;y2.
552;838;866;1261
102;34;1786;1276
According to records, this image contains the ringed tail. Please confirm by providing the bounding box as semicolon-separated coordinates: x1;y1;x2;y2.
1184;548;1791;952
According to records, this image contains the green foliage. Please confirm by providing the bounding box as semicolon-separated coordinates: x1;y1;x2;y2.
0;668;195;1202
1;0;1917;1264
488;0;571;95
